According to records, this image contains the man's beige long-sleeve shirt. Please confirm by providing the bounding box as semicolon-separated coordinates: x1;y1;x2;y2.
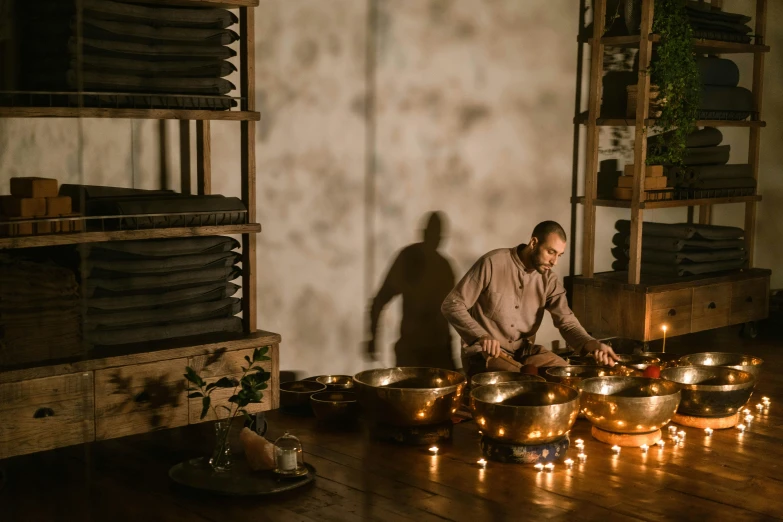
441;245;594;356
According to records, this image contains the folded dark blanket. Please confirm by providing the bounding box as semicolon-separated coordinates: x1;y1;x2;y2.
72;38;237;61
688;17;752;35
613;233;746;252
649;127;723;149
692;30;752;44
86;316;243;347
74;55;236;78
84;265;241;297
701;86;754;113
696;57;740;87
615;220;744;240
81;0;238;29
68;70;236;95
84;251;239;275
685;2;752;25
85;297;241;329
612;258;746;276
86;282;240;312
81;17;240;46
684;145;731;166
86;236;239;258
60;184;175;212
668;164;752;186
613;248;747;264
84;195;247;229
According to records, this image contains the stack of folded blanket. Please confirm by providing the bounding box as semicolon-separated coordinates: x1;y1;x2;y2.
0;254;82;366
611;220;747;277
686;1;753;44
81;236;244;348
11;0;239;110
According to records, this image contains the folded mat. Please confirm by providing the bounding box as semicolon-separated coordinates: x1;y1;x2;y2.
84;251;239;275
612;258;746;276
647;144;731;166
60;184;174;211
695;56;740;87
72;37;236;61
81;17;240;46
615;220;745;240
84;265;241;297
612;233;745;252
688;17;752;35
87;316;243;347
84;194;246;226
82;0;238;29
86;282;240;312
85;236;239;258
74;55;236;78
699;86;753;119
668;164;752;186
685;2;752;24
85;297;241;329
649;127;723;149
68;70;236;95
691;29;751;43
612;247;747;264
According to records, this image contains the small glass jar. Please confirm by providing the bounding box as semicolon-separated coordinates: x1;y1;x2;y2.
274;431;306;476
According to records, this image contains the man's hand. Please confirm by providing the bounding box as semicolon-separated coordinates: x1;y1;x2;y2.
479;338;503;358
583;339;620;367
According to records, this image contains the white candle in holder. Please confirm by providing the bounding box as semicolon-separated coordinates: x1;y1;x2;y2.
612;445;621;455
534;463;545;471
640;444;649;454
545;463;555;472
429;446;439;455
704;427;713;436
565;458;574;469
678;431;686;439
737;424;746;433
577;453;587;462
668;426;678;435
656;440;665;448
477;458;487;468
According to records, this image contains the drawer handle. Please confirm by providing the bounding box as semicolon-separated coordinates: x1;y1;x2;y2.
668;309;677;317
708;302;717;309
746;296;753;303
33;407;55;418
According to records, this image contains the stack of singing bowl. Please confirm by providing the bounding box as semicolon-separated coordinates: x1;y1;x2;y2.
353;367;465;444
660;365;756;429
470;381;580;463
577;376;681;446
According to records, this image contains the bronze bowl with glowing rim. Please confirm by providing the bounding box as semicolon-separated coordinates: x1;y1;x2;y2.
470;371;545;389
611;354;661;375
470;381;580;444
544;366;619;387
660;366;756;417
576;376;681;434
352;367;466;426
639;351;681;369
280;380;328;409
310;391;359;423
315;374;355;391
676;352;764;379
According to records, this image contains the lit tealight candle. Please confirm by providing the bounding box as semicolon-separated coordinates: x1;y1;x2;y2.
565;458;574;469
656;440;665;448
545;463;555;472
577;453;587;462
429;446;439;455
762;397;770;404
534;463;545;471
668;425;678;435
678;431;686;439
612;445;621;455
743;408;751;414
672;436;680;443
737;424;746;433
745;414;753;423
575;439;584;447
640;444;649;454
704;427;713;436
477;458;487;468
756;403;764;412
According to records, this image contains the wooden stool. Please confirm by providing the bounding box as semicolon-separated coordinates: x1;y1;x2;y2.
480;435;570;464
370;420;453;445
671;412;740;429
591;426;662;447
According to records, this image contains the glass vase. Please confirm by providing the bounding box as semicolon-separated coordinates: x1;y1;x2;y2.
208;419;233;472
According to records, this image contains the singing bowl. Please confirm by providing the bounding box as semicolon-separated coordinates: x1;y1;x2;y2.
280;380;327;409
640;352;681;369
310;391;359;423
615;354;661;371
677;352;764;379
353;367;466;426
471;371;545;388
660;366;756;417
545;366;618;387
470;382;580;444
315;375;355;390
576;376;681;434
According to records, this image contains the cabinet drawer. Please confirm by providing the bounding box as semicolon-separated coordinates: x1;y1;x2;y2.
692;283;731;332
0;372;94;459
95;359;189;441
730;278;768;324
649;289;692;339
187;348;274;424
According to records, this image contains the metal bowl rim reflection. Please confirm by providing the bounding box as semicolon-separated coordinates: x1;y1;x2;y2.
677;352;764;366
353;367;466;392
280;381;327;394
660;366;755;392
470;371;545;387
310;391;358;404
315;374;355;386
470;381;580;410
576;376;681;401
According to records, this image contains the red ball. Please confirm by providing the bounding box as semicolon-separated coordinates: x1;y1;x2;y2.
643;365;661;379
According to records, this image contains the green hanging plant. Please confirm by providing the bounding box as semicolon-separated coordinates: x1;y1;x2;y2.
646;0;701;166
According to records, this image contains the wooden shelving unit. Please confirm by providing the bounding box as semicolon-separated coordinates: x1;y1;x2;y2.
571;0;771;343
0;1;279;460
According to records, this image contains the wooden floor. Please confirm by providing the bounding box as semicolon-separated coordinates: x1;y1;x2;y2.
2;324;783;522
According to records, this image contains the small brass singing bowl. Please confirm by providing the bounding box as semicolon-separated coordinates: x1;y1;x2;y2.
353;367;466;426
576;376;681;434
470;371;545;389
280;380;327;409
615;354;661;371
470;381;580;444
660;366;756;418
310;391;359;423
316;375;355;390
677;352;764;379
640;352;681;369
545;366;618;387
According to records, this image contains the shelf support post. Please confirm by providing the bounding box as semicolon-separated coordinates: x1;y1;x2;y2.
745;0;766;268
240;6;257;333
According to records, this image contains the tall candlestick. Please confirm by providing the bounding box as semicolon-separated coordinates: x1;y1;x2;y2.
661;325;668;353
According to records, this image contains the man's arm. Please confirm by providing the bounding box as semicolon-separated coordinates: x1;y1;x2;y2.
441;256;493;350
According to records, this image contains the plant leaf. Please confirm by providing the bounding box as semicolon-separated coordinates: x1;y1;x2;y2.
213;376;239;389
200;396;211;420
188;392;203;398
184;367;205;388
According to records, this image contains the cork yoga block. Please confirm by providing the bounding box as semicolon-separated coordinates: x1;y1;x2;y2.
591;426;662;447
10;177;59;198
617;176;669;189
1;197;47;218
45;196;72;216
623;164;665;177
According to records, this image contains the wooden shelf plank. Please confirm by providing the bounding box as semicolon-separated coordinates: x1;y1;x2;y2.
583;34;770;54
0;223;262;249
572;194;762;209
0;107;260;121
0;330;281;384
138;0;259;7
574;116;766;128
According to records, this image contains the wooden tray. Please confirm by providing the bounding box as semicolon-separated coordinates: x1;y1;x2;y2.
169;457;316;496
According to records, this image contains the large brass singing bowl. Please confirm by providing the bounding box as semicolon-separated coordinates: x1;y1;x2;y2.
660;366;756;417
470;382;580;444
677;352;764;379
545;366;618;387
353;367;466;426
577;376;681;434
471;371;545;388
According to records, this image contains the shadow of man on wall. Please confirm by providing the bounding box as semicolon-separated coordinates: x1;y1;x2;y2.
366;211;457;370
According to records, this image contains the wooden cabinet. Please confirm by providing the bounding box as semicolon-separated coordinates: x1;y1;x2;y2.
571;269;771;342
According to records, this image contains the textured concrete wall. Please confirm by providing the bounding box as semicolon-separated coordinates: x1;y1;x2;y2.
0;0;780;378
